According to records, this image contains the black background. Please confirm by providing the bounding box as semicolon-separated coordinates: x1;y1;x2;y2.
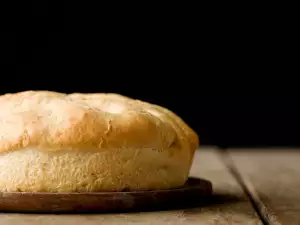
1;2;298;148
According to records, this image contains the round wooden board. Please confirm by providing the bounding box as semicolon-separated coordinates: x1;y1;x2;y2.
0;177;212;213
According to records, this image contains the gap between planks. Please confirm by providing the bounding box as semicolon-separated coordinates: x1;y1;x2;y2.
217;148;281;225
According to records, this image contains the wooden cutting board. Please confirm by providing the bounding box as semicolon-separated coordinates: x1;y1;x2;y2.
0;177;212;213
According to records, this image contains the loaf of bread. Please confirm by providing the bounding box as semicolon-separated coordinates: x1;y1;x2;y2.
0;91;199;192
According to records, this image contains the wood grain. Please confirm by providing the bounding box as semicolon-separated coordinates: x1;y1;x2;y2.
0;148;262;225
228;148;300;225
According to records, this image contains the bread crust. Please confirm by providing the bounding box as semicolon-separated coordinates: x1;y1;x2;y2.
0;91;199;192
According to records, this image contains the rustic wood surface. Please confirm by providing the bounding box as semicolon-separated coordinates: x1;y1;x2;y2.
0;148;262;225
0;178;212;213
228;148;300;225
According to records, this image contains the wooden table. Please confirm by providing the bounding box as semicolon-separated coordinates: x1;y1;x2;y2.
0;147;298;225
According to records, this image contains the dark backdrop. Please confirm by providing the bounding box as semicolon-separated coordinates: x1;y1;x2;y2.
1;2;298;148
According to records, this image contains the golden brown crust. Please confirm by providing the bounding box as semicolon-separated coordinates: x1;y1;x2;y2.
0;147;192;192
0;91;199;192
0;91;199;154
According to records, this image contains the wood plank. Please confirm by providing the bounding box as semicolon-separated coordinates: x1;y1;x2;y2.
0;148;262;225
228;148;300;225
